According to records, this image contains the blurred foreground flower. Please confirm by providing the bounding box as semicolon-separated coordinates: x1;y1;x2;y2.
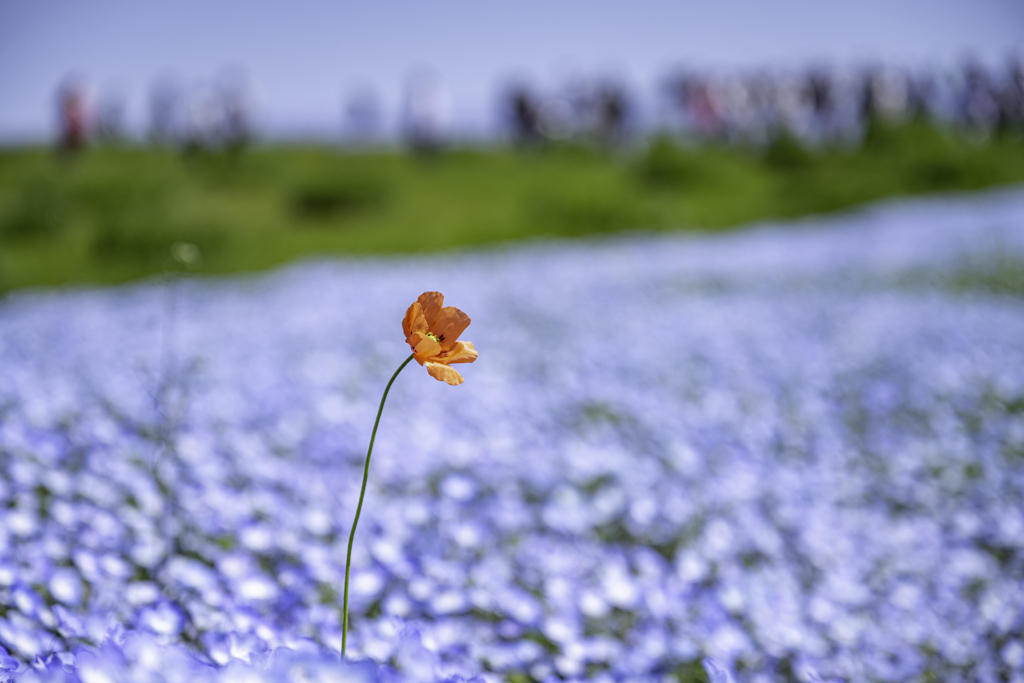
403;291;478;385
342;291;477;659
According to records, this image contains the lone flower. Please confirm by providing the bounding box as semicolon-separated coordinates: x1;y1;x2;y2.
341;290;477;660
403;291;478;385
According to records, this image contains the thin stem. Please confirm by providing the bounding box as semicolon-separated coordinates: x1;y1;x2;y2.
342;352;415;659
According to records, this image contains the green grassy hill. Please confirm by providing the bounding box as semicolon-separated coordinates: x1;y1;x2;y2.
2;121;1023;292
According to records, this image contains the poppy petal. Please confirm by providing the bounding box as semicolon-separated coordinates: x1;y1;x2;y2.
425;362;464;385
417;292;444;329
433;306;471;350
403;302;428;342
443;341;478;364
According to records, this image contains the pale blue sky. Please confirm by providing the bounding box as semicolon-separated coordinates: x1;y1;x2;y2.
1;0;1022;140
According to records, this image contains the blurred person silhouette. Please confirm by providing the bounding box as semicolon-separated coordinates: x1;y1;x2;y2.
504;82;544;148
903;69;937;123
688;76;725;141
664;72;691;138
859;65;914;147
662;71;700;139
182;88;217;154
594;81;630;148
858;66;883;129
718;73;759;145
217;69;253;156
96;90;126;144
149;77;182;144
804;67;837;143
923;66;966;126
880;67;913;120
344;87;383;145
807;69;832;122
773;72;814;141
536;95;576;141
1001;55;1024;133
560;73;594;139
827;67;873;144
959;57;1000;136
403;69;452;157
743;72;777;147
663;70;729;141
57;78;88;156
660;72;683;136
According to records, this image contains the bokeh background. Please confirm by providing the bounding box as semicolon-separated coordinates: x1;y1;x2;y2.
2;2;1024;682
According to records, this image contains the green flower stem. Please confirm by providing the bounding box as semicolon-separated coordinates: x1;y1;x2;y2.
342;352;415;659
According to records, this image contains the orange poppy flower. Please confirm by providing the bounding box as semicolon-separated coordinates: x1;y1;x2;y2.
402;291;478;385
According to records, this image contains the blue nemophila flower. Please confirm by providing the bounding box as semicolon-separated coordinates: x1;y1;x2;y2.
2;190;1024;681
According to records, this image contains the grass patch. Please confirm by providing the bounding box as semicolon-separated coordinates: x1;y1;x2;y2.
0;121;1022;292
92;214;226;266
0;176;68;241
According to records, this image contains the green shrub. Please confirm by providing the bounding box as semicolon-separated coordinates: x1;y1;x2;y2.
763;132;812;170
530;189;651;236
909;158;965;191
289;176;388;222
636;135;706;188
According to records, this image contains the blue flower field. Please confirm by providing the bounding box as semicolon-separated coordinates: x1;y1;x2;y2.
2;190;1024;682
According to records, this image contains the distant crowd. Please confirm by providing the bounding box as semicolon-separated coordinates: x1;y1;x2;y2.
505;57;1024;149
55;55;1024;156
56;73;252;156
